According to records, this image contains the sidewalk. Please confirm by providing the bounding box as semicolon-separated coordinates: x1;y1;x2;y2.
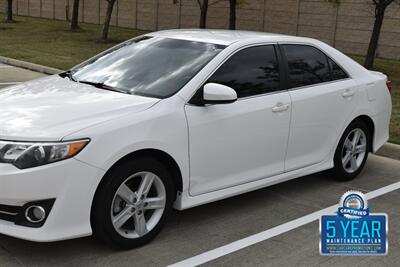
0;62;46;89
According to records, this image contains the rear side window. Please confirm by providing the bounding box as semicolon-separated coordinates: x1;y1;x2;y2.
207;45;280;98
329;58;348;81
283;45;331;88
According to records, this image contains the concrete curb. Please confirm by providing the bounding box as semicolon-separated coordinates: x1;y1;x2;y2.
376;142;400;161
0;56;63;75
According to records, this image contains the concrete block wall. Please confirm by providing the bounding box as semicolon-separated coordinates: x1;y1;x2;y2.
1;0;400;59
264;0;298;35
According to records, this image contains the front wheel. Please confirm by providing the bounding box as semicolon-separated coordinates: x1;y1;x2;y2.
332;120;370;181
91;157;175;249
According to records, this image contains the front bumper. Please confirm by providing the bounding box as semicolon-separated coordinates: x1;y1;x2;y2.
0;158;105;242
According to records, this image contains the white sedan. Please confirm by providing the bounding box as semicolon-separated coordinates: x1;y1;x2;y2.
0;30;392;248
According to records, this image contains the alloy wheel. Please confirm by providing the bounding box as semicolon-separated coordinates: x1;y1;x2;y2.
111;171;166;239
341;128;367;173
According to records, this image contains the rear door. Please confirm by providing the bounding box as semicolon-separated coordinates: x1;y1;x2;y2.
281;44;358;171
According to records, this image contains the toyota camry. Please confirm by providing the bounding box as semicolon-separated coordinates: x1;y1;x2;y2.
0;29;392;248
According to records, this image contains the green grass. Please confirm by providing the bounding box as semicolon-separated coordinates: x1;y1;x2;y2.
1;15;399;144
351;56;400;144
0;15;146;70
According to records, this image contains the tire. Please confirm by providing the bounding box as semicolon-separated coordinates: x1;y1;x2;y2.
91;157;175;249
332;120;371;181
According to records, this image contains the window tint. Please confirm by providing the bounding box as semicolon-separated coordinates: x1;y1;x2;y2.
207;46;280;98
71;37;224;99
283;45;331;88
329;58;348;81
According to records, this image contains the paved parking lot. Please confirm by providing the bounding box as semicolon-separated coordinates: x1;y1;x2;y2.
0;65;400;267
0;63;45;89
0;155;399;267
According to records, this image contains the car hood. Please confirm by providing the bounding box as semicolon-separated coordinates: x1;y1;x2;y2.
0;75;159;141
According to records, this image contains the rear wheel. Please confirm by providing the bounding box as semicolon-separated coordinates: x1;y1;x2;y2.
92;157;175;249
332;120;370;181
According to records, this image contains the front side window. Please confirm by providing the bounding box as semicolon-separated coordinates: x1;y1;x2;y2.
283;44;332;88
71;37;225;98
207;45;280;98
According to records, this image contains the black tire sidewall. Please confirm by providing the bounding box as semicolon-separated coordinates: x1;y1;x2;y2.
333;120;370;181
92;157;175;249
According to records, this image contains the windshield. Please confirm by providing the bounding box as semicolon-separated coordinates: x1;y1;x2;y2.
70;37;225;98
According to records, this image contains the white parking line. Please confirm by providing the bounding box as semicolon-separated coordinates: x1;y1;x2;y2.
169;181;400;267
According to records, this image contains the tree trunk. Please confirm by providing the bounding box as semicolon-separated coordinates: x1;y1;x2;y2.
70;0;80;30
7;0;13;22
199;0;209;29
101;0;116;41
364;5;386;69
66;4;70;21
229;0;236;30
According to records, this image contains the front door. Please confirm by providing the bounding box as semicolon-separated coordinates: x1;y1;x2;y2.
185;45;292;196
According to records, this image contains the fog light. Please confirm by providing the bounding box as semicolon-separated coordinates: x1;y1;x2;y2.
15;199;55;227
25;206;46;223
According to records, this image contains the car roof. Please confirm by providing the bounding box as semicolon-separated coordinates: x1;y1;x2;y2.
147;29;310;46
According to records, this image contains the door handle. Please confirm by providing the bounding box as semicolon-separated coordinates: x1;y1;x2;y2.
342;89;355;98
272;103;290;113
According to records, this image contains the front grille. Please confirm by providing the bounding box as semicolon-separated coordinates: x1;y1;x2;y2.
0;204;21;223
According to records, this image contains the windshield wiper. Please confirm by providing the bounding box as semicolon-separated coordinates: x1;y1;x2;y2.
59;70;77;82
78;80;129;94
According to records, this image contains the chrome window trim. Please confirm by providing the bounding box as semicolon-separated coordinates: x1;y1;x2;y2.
287;77;353;92
237;89;289;101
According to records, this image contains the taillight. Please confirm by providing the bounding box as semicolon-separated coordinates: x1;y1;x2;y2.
386;80;392;94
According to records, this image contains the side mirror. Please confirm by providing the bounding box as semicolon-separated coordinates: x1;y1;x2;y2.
203;83;237;105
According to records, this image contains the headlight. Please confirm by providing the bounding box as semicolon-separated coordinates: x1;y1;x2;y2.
0;139;89;169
